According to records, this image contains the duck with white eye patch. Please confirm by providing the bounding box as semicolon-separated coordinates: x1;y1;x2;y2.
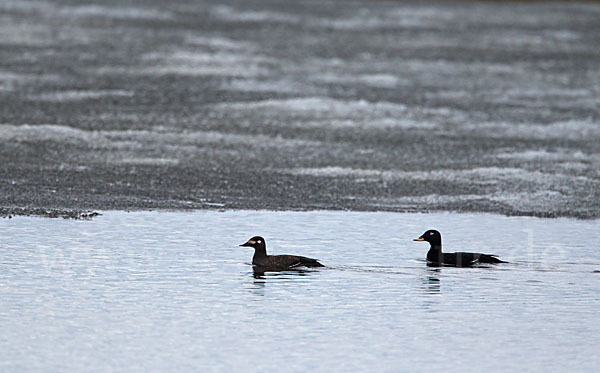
240;236;325;270
413;229;507;267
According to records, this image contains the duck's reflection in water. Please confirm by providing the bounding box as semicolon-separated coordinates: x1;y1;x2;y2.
417;269;441;312
252;266;316;280
422;268;441;294
249;266;319;296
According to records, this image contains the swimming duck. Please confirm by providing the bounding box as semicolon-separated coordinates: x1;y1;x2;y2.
413;229;506;266
240;236;324;270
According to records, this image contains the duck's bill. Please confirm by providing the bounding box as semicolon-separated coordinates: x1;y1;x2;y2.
239;242;251;247
240;240;255;247
413;238;425;241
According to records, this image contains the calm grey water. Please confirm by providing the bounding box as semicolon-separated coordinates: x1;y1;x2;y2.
1;211;599;372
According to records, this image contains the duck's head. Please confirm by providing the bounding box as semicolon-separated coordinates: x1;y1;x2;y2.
413;229;442;246
240;236;266;250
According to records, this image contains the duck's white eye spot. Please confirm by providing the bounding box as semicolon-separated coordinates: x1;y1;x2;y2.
257;240;262;244
429;232;434;235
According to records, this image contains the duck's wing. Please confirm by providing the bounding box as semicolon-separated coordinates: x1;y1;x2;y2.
448;252;506;265
270;255;324;268
477;253;507;264
264;255;301;269
293;255;325;268
444;252;477;266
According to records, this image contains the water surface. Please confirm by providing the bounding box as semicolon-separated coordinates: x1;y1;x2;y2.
1;211;599;371
2;0;599;217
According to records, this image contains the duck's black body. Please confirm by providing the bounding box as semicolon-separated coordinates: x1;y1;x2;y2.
240;236;324;270
427;250;505;267
414;230;506;267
